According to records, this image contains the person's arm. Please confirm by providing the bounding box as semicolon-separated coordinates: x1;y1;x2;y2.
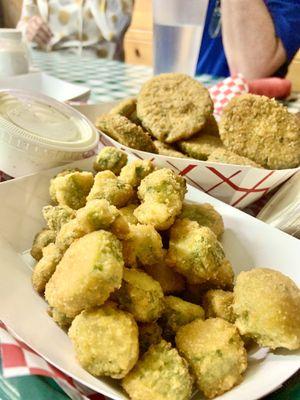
17;0;52;47
221;0;287;79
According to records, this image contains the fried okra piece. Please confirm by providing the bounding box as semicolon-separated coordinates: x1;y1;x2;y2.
76;199;129;239
32;243;62;295
182;260;234;303
180;202;224;238
45;231;124;318
143;251;185;294
93;146;128;175
55;199;129;253
139;322;163;354
122;224;164;267
119;159;155;188
176;318;247;399
49;171;94;210
203;290;235;323
206;258;234;290
31;229;56;261
234;268;300;350
49;308;73;330
42;205;76;232
69;303;139;379
177;134;224;160
119;204;138;225
87;170;134;207
134;168;186;230
166;219;225;284
55;219;86;253
122;340;193;400
161;296;204;340
116;268;164;322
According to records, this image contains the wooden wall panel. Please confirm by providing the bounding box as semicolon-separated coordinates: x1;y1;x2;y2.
0;0;22;28
124;0;153;66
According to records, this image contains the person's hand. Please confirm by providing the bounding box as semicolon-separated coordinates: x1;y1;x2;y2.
26;16;53;47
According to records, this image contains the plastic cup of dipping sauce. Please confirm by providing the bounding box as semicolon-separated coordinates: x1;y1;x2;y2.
0;89;99;178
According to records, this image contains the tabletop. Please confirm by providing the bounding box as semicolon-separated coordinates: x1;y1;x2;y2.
0;50;299;400
30;50;300;114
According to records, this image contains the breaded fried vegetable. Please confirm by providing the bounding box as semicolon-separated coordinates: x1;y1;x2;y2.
234;268;300;350
208;258;234;289
154;141;186;158
139;322;162;354
55;219;86;253
69;303;139;379
116;268;164;322
93;146;128;174
134;168;186;230
96;114;157;153
161;296;204;339
219;94;300;169
119;159;155;187
119;204;138;225
122;224;163;267
122;340;193;400
109;98;137;117
208;148;261;167
182;260;234;303
31;229;56;261
49;171;94;210
76;199;129;239
196;115;219;137
177;134;223;160
203;290;235;323
143;250;185;294
45;231;124;318
32;243;62;294
49;307;73;330
87;170;134;207
42;205;76;232
137;73;213;143
180;202;224;238
55;200;129;253
176;318;247;399
166;219;225;284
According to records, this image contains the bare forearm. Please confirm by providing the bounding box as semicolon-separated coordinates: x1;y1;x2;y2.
221;0;286;79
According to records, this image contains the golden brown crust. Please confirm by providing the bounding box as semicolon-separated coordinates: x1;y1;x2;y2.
219;94;300;169
177;134;223;160
234;268;300;350
137;73;213;143
96;113;157;153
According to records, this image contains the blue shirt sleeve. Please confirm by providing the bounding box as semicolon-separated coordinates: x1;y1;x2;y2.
266;0;300;61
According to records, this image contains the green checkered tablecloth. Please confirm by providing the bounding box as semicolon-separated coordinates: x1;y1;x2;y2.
30;50;222;103
1;50;298;400
30;50;300;114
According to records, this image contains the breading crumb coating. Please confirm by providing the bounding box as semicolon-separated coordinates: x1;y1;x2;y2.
69;303;139;379
122;340;193;400
234;268;300;350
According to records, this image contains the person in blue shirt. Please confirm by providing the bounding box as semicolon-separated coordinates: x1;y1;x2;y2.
197;0;300;78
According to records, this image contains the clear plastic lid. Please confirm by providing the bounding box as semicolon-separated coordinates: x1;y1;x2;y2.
0;89;98;152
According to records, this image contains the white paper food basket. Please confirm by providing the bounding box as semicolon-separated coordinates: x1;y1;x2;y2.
73;103;300;209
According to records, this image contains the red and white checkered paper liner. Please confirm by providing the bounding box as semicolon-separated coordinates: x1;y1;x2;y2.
0;322;108;400
209;74;248;119
98;133;298;209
